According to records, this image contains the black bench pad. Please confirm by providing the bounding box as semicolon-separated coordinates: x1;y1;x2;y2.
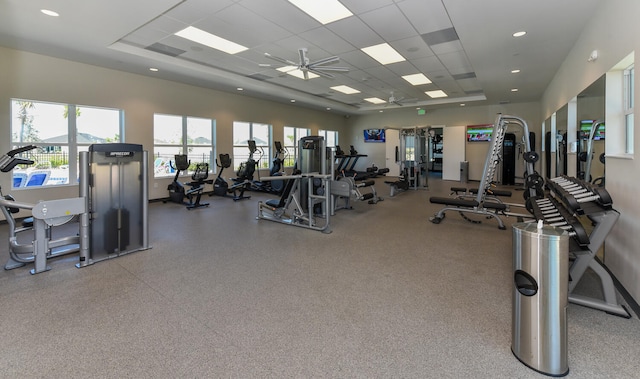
469;188;512;197
430;197;478;208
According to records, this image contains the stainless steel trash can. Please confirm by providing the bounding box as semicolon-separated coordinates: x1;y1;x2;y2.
460;161;468;183
512;221;569;377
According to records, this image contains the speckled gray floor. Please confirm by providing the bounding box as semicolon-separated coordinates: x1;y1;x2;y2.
1;175;639;378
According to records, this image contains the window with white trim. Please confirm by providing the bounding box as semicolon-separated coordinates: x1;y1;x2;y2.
318;129;338;148
153;114;216;177
10;99;124;188
283;126;310;167
233;121;271;171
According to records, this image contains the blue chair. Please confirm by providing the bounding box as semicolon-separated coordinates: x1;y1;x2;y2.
26;171;51;187
12;172;28;188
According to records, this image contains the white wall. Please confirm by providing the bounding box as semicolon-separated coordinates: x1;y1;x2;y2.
0;46;348;209
541;0;640;303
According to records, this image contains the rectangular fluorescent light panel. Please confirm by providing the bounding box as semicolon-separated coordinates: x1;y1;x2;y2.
364;97;386;104
361;43;405;65
175;26;247;54
402;73;432;85
288;0;353;24
277;66;319;79
425;90;448;98
331;85;360;94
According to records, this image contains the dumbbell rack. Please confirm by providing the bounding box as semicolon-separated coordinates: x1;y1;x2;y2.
528;175;629;318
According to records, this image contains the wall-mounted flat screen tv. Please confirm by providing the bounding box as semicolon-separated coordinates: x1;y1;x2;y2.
364;129;386;142
579;120;605;140
467;124;493;142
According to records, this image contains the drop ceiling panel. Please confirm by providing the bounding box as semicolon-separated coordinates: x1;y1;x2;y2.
165;0;235;25
198;5;292;47
298;28;354;55
430;40;464;55
412;56;447;73
398;0;453;34
326;17;379;48
238;0;320;34
391;36;435;60
340;0;396;14
359;5;417;42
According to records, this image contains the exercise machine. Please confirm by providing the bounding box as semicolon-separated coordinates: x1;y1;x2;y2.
250;141;286;194
165;154;190;204
1;143;150;273
1;145;85;274
429;114;540;229
257;136;332;233
385;127;428;196
185;162;213;209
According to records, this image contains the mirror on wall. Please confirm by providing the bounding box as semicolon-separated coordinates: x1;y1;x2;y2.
555;104;568;176
544;116;553;178
576;75;605;184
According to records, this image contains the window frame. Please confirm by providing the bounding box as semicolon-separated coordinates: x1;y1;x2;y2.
283;126;310;167
153;113;216;178
10;98;124;189
623;64;634;154
232;121;272;171
318;129;338;148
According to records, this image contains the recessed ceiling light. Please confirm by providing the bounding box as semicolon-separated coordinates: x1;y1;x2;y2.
379;110;384;113
326;107;331;111
511;88;519;92
513;31;527;37
175;26;247;54
361;43;405;65
364;97;386;104
149;67;159;72
288;0;353;24
290;99;296;103
425;90;447;98
511;69;521;74
330;85;360;94
237;87;243;91
41;9;59;17
460;103;466;107
277;66;319;79
402;73;432;85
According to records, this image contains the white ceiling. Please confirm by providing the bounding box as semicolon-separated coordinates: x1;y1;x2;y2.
0;0;601;115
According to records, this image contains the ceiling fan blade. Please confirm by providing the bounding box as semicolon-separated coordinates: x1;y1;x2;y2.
309;55;340;67
264;52;297;66
308;65;349;72
308;68;334;79
303;69;309;80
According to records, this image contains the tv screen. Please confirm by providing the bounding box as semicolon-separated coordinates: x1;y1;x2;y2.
467;125;493;142
579;120;605;140
364;129;386;143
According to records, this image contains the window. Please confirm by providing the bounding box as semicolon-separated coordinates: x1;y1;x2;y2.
233;121;271;171
283;126;310;167
319;129;338;148
153;114;216;177
624;64;634;154
10;99;123;188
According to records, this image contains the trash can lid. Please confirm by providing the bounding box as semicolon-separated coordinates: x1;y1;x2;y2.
513;222;568;237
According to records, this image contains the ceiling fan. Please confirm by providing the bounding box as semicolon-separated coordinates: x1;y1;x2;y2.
387;91;416;106
263;48;349;80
